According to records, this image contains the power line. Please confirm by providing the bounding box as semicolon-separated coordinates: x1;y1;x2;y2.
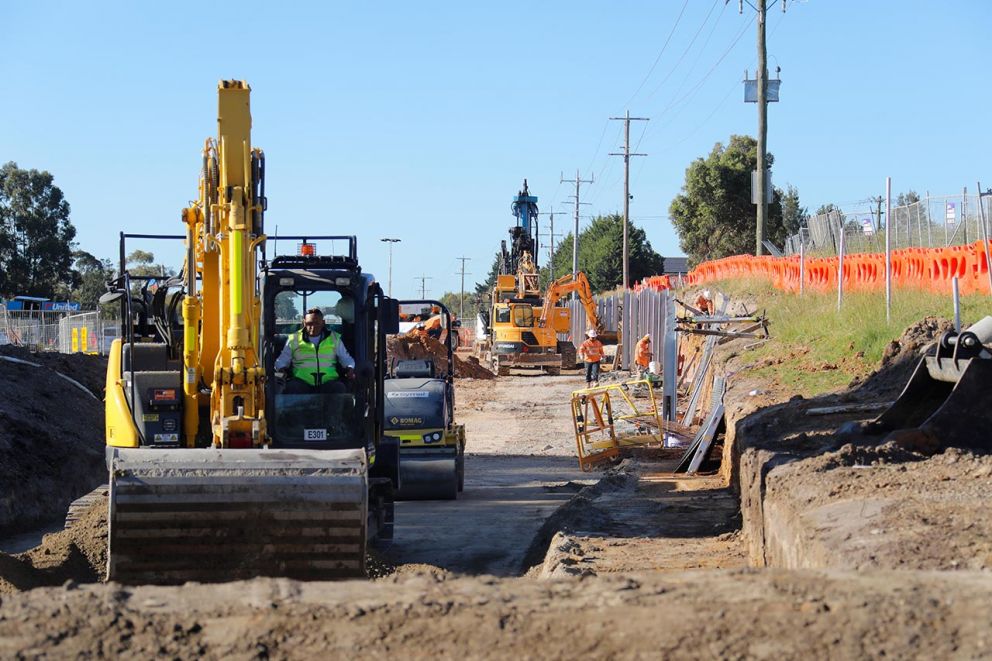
623;0;691;107
643;0;723;105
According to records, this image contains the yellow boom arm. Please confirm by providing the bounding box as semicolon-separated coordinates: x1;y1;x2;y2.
181;80;266;448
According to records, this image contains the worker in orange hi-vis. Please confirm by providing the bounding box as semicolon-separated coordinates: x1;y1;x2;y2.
578;328;605;387
634;334;652;376
694;289;714;316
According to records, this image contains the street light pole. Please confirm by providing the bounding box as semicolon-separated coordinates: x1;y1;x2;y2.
380;237;401;297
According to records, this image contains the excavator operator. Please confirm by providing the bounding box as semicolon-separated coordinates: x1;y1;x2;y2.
275;307;356;394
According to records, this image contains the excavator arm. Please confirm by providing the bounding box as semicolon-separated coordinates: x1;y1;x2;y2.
538;272;601;332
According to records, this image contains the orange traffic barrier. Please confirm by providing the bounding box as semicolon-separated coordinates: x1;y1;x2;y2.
642;240;992;296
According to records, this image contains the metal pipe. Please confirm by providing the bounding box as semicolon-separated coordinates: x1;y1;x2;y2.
977;182;992;296
799;238;805;296
885;177;892;323
952;276;961;333
837;219;845;311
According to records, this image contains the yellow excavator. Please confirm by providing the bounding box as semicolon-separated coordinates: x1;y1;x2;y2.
101;81;400;584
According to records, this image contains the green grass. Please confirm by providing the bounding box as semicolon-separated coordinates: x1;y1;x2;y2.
704;278;992;397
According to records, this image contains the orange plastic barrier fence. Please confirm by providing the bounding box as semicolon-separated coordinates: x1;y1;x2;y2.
636;241;992;295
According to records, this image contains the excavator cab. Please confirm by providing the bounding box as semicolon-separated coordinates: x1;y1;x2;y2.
266;288;360;447
261;238;398;462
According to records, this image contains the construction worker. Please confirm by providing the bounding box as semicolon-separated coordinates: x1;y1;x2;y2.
634;333;652;376
275;307;355;394
578;328;605;387
695;289;714;316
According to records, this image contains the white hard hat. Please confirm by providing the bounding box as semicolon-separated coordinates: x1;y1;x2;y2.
586;328;598;338
702;289;711;298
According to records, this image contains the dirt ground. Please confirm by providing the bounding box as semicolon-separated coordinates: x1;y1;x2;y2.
4;569;992;659
2;313;992;658
0;346;107;533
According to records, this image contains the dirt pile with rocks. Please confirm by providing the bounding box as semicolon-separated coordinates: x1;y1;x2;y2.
0;347;107;533
387;333;494;379
0;501;106;593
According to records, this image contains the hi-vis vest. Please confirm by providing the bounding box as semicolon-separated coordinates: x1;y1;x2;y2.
288;330;340;385
581;339;604;363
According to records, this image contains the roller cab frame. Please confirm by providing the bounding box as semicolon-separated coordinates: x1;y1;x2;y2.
384;300;466;499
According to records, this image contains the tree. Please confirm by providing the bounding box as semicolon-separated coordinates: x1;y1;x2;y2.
438;291;479;321
668;135;786;265
0;162;76;298
780;184;807;236
473;252;501;297
814;203;843;217
540;214;664;293
70;250;115;310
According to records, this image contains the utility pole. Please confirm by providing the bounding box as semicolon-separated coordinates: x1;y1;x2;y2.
560;170;594;278
414;275;432;299
610;110;649;290
756;0;767;256
739;0;785;256
380;237;401;297
455;257;471;319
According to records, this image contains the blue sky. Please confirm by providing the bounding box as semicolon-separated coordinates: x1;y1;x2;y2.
2;1;989;299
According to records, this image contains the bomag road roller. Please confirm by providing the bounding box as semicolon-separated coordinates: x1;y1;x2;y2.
101;80;400;584
383;301;466;499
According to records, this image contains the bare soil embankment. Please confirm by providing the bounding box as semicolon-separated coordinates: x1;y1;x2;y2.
722;316;992;571
0;347;107;534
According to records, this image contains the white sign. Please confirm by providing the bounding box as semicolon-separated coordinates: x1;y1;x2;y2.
386;391;430;398
946;202;957;225
862;219;875;236
304;429;327;441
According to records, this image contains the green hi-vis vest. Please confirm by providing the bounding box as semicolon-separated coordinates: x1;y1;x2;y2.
288;329;340;386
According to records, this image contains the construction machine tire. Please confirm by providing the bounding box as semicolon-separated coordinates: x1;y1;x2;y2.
557;341;577;369
395;447;458;500
107;447;369;585
456;445;465;492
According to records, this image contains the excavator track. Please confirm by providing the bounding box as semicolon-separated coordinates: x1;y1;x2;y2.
107;447;368;585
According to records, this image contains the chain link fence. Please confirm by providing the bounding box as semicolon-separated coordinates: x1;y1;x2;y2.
784;192;992;257
0;305;117;354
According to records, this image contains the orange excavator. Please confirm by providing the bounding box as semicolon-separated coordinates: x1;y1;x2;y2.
538;272;616;344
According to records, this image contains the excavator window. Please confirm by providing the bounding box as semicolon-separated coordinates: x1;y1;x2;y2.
512;305;534;328
495;306;511;324
269;288;359;448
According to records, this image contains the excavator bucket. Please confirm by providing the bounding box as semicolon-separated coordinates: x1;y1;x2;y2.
864;316;992;452
107;447;369;584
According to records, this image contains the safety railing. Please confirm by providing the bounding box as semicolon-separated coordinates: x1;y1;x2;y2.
570;379;691;471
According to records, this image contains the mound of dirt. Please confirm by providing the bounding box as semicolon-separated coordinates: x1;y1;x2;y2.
853;316;953;398
0;501;106;593
387;333;494;379
0;348;107;533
